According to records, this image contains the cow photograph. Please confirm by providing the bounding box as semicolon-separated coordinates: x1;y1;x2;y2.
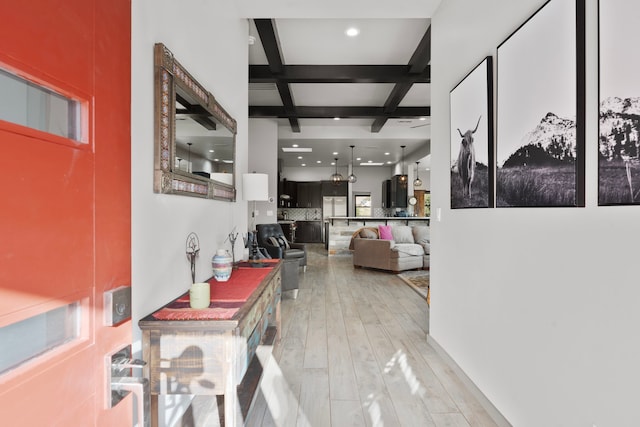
450;56;493;209
599;0;640;205
496;0;585;207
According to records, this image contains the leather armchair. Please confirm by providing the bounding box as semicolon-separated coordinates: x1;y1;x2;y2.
256;223;307;271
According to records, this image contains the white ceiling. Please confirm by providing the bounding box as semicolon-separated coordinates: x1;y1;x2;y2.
248;18;432;169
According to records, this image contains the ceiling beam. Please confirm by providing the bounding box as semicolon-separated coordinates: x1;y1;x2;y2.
254;19;300;132
249;106;430;119
249;65;430;84
371;26;431;133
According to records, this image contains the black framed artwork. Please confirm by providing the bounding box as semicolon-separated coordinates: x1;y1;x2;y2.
496;0;585;207
449;56;494;209
598;0;640;205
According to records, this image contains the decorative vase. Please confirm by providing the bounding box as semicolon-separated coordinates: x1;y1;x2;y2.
212;249;233;282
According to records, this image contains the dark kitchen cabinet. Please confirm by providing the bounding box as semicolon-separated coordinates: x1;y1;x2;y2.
295;220;322;243
296;182;322;208
390;175;408;208
278;179;297;207
321;180;347;196
381;179;391;208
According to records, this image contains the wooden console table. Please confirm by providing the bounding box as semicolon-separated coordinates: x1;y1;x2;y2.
139;261;282;426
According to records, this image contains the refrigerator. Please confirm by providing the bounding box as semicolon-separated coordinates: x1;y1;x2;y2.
322;196;347;244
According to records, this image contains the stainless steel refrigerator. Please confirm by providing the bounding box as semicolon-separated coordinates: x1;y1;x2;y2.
322;196;347;244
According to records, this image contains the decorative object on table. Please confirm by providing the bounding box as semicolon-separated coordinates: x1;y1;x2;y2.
450;56;494;209
212;249;233;282
598;0;640;205
185;232;200;284
242;172;269;264
496;0;585;207
226;227;239;267
189;282;210;309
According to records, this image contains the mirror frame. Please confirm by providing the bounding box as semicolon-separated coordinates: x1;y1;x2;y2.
153;43;237;201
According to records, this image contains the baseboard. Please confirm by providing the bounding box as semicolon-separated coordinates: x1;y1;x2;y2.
427;336;512;427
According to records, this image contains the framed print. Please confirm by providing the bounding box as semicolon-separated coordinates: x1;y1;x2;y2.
599;0;640;205
450;56;494;209
496;0;585;207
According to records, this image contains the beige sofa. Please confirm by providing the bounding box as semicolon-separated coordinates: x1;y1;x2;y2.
352;225;430;272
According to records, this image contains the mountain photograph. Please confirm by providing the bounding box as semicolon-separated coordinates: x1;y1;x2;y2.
496;112;578;207
599;96;640;205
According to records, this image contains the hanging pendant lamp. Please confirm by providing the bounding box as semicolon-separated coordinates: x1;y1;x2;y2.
414;161;423;187
398;145;408;187
348;145;357;183
330;157;343;183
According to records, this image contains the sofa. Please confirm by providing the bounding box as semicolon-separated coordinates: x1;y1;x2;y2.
351;225;430;272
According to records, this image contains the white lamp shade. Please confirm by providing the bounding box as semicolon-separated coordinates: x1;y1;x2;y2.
242;173;269;201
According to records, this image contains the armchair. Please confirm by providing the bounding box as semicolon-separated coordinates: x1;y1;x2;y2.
256;223;307;271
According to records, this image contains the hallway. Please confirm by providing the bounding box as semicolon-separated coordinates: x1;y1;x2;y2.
244;245;498;427
185;245;498;426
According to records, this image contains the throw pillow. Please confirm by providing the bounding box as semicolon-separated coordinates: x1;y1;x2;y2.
268;236;281;247
359;228;378;239
277;236;290;249
391;226;414;243
412;226;430;254
378;225;393;240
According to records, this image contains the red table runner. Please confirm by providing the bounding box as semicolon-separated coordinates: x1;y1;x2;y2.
152;264;275;320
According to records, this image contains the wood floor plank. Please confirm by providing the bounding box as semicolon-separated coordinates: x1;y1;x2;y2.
330;400;366;427
297;368;331;427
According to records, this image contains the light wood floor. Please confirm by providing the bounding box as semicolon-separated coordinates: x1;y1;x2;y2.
245;244;498;427
185;244;498;426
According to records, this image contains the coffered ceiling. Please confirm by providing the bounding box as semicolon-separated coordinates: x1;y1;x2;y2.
248;18;431;169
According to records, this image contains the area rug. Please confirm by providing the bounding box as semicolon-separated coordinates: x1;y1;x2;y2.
397;271;430;305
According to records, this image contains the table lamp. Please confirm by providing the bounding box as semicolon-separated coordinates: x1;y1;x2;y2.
242;172;269;262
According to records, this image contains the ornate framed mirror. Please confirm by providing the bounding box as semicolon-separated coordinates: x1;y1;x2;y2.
154;43;237;201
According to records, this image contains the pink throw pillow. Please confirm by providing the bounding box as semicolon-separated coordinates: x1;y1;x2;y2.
378;225;393;240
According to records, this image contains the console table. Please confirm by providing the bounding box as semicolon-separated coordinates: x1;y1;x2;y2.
138;261;282;426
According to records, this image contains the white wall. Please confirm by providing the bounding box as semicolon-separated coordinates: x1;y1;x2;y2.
248;118;279;226
130;0;248;352
431;1;640;426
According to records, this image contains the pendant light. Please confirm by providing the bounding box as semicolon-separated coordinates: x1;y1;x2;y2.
330;157;343;183
414;161;423;187
348;145;357;183
398;145;408;187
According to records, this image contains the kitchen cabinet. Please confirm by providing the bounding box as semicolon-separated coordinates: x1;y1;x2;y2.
321;180;347;196
390;175;408;208
296;182;322;208
381;179;391;208
295;220;322;243
278;179;297;207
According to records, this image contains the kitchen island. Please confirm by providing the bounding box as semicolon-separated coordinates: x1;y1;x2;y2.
325;216;430;255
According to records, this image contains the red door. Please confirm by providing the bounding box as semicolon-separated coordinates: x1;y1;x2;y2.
0;1;132;425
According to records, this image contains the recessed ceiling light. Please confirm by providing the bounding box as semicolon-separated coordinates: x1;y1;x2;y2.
333;151;338;155
333;117;340;121
420;117;427;121
387;161;393;164
292;144;299;148
361;162;384;166
209;149;214;153
345;27;359;37
301;163;306;167
316;160;322;164
385;152;390;156
298;156;303;159
282;147;312;152
356;157;361;161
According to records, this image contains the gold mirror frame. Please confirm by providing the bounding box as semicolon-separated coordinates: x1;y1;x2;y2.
153;43;237;201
